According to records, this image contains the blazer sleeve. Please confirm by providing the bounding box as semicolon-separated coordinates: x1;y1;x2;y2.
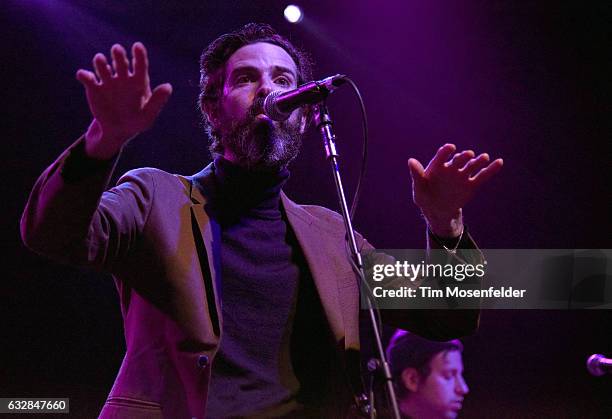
358;230;482;341
20;137;155;272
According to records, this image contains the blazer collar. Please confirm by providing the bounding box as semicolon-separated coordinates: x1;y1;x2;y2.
188;163;215;205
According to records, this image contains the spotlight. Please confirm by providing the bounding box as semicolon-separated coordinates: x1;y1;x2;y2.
284;5;303;24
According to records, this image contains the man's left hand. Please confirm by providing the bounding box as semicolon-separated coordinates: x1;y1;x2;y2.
408;143;503;238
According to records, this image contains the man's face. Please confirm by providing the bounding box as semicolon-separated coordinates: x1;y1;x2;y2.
404;351;469;419
213;42;305;170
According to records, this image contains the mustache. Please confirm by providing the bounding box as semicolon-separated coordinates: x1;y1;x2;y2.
248;97;265;119
223;97;267;135
218;96;304;170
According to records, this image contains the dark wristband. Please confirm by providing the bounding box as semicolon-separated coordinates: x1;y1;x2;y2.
61;140;116;183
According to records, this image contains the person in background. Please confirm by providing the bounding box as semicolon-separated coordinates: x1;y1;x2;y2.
387;330;469;419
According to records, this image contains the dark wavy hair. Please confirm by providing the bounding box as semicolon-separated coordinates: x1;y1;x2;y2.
198;23;314;154
386;330;464;398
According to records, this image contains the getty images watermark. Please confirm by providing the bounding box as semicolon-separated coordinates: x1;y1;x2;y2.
360;249;612;309
371;259;525;299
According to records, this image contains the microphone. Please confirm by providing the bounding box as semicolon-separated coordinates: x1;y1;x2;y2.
263;74;347;121
586;354;612;376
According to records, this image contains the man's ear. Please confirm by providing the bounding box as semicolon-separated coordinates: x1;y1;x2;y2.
401;368;421;393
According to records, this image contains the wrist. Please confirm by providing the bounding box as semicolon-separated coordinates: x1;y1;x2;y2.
84;119;126;160
424;209;463;238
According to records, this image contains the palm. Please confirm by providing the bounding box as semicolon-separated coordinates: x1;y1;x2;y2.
86;75;151;139
76;42;172;157
408;144;503;230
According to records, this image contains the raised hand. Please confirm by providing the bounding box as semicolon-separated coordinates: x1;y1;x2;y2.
76;42;172;159
408;144;503;237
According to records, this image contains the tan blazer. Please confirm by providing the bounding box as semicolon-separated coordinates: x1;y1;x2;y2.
21;138;478;418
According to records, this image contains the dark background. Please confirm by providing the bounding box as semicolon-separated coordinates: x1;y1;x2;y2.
3;0;611;417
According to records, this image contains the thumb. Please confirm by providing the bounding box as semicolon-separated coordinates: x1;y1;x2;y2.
407;158;425;185
142;83;173;126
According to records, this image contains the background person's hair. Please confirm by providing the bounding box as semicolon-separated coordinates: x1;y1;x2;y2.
386;330;463;398
198;22;314;155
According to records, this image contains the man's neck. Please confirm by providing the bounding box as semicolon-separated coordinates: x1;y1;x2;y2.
210;155;289;222
221;150;288;174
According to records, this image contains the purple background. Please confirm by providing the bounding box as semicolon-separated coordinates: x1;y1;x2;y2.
3;0;610;417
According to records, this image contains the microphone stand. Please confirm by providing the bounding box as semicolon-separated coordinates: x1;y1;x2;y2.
314;103;401;419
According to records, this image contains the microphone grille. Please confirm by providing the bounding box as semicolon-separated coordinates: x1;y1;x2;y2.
263;90;290;121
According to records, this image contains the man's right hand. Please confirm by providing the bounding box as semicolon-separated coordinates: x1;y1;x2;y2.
76;42;172;159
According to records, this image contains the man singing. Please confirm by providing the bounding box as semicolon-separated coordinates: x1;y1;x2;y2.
21;23;502;418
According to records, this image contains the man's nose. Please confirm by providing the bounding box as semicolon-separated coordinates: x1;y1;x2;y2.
456;376;469;395
255;77;274;99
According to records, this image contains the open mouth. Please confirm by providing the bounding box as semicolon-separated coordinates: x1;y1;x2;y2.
253;114;274;127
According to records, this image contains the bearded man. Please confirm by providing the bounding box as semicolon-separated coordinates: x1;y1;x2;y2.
21;23;502;418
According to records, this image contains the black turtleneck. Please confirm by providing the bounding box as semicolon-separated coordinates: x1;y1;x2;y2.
206;157;333;418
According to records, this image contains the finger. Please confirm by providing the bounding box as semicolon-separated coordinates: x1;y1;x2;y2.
446;150;475;169
93;53;112;82
470;158;504;187
428;143;456;171
111;44;130;78
141;83;173;126
408;158;425;180
461;153;490;175
132;42;148;82
76;69;99;89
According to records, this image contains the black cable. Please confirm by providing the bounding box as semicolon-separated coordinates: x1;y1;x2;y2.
339;76;383;332
330;76;398;417
342;77;368;222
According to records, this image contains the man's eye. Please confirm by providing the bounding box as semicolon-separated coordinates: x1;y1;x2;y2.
275;77;291;86
235;75;252;84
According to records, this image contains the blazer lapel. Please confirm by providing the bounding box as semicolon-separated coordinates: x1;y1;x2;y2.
178;168;223;335
282;193;360;349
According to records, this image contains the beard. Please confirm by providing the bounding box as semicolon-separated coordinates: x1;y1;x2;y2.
218;98;304;171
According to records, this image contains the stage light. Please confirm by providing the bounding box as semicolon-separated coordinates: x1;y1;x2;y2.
284;5;303;23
